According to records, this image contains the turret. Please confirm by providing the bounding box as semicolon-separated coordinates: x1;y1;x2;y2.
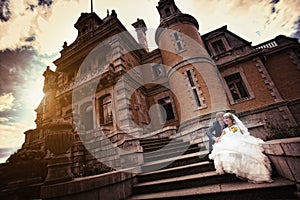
155;0;229;128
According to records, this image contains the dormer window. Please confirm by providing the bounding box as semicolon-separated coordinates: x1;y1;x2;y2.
208;36;231;57
212;39;225;55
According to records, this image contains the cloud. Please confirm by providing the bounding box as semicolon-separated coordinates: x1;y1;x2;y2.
1;0;299;54
0;0;81;54
188;0;300;44
291;16;300;42
0;148;17;163
0;121;26;149
0;48;56;163
0;117;9;122
0;93;15;112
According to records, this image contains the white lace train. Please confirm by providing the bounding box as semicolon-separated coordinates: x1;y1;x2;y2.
209;130;273;183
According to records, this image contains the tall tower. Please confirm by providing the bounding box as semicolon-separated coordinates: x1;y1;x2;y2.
155;0;229;130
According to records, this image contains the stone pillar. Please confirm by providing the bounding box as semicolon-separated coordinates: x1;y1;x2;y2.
116;78;136;132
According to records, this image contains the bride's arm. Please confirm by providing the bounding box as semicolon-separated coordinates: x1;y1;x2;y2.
216;130;226;142
220;130;226;137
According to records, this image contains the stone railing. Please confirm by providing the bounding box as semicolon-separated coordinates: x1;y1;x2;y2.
255;40;278;49
263;137;300;198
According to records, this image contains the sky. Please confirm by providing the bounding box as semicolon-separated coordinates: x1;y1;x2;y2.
0;0;299;163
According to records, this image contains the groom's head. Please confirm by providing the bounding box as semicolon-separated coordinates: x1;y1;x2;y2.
216;112;224;123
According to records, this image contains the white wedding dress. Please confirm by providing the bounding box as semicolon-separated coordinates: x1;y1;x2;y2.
209;125;273;183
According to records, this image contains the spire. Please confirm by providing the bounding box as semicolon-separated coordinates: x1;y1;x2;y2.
91;0;93;13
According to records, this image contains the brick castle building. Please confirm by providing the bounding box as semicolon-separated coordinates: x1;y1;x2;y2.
21;0;300;175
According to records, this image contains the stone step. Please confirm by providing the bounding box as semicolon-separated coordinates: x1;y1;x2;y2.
143;142;195;158
133;170;239;194
141;151;208;174
128;177;297;200
138;161;215;183
144;145;200;163
142;140;185;152
139;137;171;146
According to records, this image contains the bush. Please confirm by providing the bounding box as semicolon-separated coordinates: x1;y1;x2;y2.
75;163;113;177
265;121;300;140
7;149;45;163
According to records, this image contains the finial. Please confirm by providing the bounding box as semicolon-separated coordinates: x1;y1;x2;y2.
63;41;67;48
111;9;117;17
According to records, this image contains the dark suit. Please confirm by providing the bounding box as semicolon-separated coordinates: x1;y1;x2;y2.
206;121;226;152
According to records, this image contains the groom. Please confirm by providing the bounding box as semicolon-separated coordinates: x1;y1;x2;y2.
206;112;226;152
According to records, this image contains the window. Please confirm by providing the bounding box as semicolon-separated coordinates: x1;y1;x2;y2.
211;39;225;55
158;97;175;121
186;70;202;107
173;32;179;41
176;41;183;51
165;8;171;17
99;95;112;125
172;31;184;52
152;64;163;79
225;73;249;101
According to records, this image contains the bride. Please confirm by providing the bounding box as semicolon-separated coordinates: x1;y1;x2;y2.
209;112;273;183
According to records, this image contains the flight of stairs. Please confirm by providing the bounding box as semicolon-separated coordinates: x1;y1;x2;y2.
127;137;298;200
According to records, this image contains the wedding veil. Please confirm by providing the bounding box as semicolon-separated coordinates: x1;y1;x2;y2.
224;113;250;135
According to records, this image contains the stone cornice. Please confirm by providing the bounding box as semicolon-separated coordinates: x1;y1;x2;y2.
166;55;216;78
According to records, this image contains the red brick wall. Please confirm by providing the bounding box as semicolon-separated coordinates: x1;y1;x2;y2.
227;59;276;112
265;51;300;101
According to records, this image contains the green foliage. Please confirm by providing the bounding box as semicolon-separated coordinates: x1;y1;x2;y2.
265;121;300;140
7;149;45;163
75;163;113;177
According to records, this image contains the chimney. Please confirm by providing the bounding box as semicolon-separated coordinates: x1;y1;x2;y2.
132;18;149;52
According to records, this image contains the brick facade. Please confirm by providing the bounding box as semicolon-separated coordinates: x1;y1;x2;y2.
20;0;300;174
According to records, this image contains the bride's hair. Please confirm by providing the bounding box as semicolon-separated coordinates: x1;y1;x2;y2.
223;113;235;123
223;112;250;135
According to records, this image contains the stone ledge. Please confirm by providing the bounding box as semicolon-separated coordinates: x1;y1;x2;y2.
263;137;300;156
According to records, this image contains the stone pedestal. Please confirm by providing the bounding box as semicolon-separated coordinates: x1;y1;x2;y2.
44;120;74;185
44;155;73;185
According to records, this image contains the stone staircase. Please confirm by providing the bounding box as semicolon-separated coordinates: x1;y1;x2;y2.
127;137;298;200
